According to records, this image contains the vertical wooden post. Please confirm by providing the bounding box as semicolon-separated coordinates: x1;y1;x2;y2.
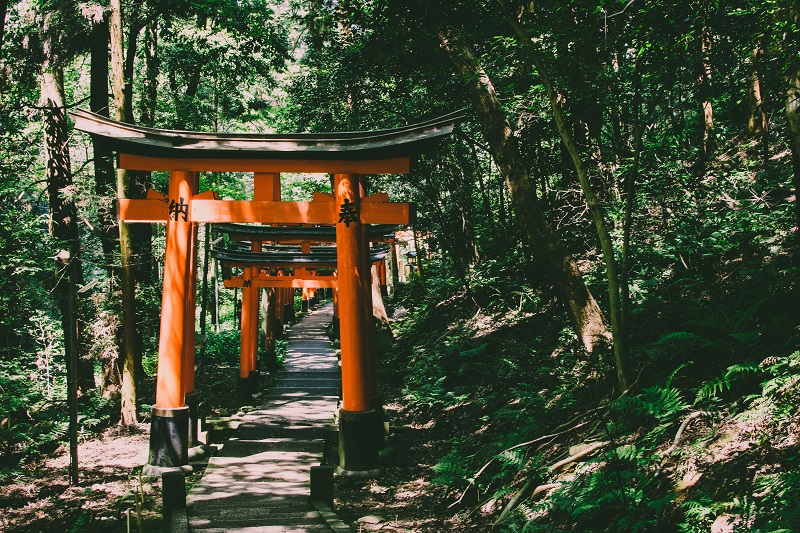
183;173;199;447
390;239;400;290
237;265;254;403
147;170;192;474
379;259;388;296
331;287;340;337
265;283;277;371
334;173;379;475
360;180;385;448
248;243;261;381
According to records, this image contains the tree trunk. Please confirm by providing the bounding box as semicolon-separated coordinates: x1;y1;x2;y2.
0;0;7;54
747;44;767;137
131;20;157;286
111;0;137;426
698;3;715;158
782;1;800;240
436;26;612;356
499;17;631;390
747;40;771;165
91;17;117;264
91;16;122;396
41;18;94;393
139;21;158;127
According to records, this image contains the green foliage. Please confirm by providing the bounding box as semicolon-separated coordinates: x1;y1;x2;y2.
202;329;241;366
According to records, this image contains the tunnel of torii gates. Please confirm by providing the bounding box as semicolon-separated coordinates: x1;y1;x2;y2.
72;108;465;476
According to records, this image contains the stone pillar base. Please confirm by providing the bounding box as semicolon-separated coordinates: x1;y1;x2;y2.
184;391;199;448
237;376;251;404
248;370;261;395
146;406;190;474
337;409;381;476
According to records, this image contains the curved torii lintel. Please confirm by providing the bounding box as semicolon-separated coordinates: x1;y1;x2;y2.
71;108;467;173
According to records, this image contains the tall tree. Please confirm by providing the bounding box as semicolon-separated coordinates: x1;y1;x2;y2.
436;26;613;358
90;12;125;397
697;0;715;158
498;10;632;390
110;0;137;425
780;0;800;238
0;0;7;54
40;4;96;393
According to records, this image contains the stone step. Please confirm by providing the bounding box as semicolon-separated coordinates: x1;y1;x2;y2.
190;511;327;528
190;525;336;532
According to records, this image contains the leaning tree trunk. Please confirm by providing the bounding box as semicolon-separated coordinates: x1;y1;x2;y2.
437;26;612;356
782;1;800;241
111;0;137;426
500;13;631;390
0;0;7;54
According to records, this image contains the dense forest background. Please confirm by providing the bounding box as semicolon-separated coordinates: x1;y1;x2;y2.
0;0;798;531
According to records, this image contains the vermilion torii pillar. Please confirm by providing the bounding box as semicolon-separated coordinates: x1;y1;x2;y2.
335;173;380;474
147;170;195;475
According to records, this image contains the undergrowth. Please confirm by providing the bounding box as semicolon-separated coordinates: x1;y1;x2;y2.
385;171;797;532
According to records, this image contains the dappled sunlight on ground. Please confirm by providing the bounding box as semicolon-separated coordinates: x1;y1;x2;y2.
0;423;166;532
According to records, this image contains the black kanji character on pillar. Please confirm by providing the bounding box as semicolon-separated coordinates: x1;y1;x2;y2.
338;198;358;227
168;197;189;222
243;279;252;288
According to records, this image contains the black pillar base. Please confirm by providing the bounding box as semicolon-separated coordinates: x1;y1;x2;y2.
237;376;252;404
185;391;199;448
301;299;308;313
144;406;190;476
275;318;284;339
264;348;278;373
310;465;335;508
337;409;381;476
248;370;261;395
162;470;187;515
283;303;293;325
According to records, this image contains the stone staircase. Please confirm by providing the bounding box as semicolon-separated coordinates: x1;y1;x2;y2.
185;304;350;532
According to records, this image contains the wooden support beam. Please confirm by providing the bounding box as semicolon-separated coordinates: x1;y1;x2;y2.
183;212;198;399
192;200;335;224
224;277;338;289
120;197;413;225
360;202;415;225
119;153;412;174
118;198;168;222
254;172;281;201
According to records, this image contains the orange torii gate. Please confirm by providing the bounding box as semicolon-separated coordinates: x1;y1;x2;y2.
72;108;464;476
213;238;391;400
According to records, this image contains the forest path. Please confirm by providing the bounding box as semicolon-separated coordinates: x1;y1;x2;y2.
185;303;350;532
